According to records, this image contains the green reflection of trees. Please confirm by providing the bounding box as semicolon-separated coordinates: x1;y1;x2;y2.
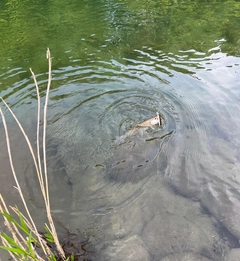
110;0;240;55
0;0;240;74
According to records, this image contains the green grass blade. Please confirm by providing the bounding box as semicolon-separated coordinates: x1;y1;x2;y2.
0;232;20;248
65;255;75;261
15;207;30;235
0;245;28;255
0;210;29;235
44;225;54;243
0;211;17;225
27;232;35;258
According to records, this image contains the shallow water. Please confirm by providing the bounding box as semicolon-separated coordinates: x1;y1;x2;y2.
1;1;240;260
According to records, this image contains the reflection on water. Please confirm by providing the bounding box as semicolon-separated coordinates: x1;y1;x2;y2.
1;0;240;260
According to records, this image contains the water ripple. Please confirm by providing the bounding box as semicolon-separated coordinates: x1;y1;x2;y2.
2;44;240;245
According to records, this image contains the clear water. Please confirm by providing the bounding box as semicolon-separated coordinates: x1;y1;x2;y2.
0;1;240;260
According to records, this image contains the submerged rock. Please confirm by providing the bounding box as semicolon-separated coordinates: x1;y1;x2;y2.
161;252;213;261
98;235;150;261
141;182;229;261
201;183;240;241
142;212;221;260
225;248;240;261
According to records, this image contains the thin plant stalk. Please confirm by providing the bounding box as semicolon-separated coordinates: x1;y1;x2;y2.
29;65;64;257
0;195;27;248
0;98;46;205
29;68;43;191
0;196;25;261
0;234;18;261
0;108;48;249
0;198;46;261
41;48;65;259
0;108;49;257
43;48;52;206
0;48;66;259
10;206;49;261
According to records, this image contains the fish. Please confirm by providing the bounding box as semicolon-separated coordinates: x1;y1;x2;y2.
118;112;162;142
136;112;161;129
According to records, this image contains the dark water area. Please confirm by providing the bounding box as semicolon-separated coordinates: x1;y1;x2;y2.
1;1;240;260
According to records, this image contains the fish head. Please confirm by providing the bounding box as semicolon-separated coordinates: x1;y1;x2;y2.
150;117;160;126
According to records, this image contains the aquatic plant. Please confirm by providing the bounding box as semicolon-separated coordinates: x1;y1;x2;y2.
0;49;72;260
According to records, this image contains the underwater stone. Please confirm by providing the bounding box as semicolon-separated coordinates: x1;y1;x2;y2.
225;248;240;261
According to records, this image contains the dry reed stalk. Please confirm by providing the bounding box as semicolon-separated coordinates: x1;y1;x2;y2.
0;195;26;247
0;235;18;261
0;98;45;199
0;195;46;261
42;49;65;259
0;48;66;260
32;48;65;259
0;195;25;261
29;68;44;196
10;206;53;260
0;107;49;257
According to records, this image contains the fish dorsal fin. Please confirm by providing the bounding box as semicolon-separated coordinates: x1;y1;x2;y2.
157;112;161;127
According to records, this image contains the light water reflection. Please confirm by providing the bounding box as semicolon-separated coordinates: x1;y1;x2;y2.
1;1;240;260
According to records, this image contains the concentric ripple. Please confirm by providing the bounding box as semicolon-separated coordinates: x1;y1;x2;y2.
1;43;240;253
42;48;206;213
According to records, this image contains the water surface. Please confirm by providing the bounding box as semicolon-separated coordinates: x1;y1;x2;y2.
0;1;240;260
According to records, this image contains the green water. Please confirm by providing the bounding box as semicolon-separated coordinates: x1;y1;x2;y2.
1;1;240;260
0;0;239;73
